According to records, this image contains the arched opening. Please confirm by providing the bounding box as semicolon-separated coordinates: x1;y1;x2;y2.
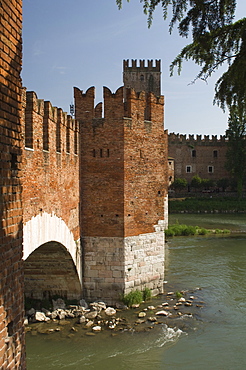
24;241;81;304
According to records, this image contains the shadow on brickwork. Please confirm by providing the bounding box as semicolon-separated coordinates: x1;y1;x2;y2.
0;33;26;368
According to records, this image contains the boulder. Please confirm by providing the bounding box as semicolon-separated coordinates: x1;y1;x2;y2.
52;298;66;310
78;316;86;324
92;325;101;332
138;312;146;318
105;307;116;316
26;308;35;317
85;311;98;319
156;310;169;316
35;311;47;322
85;320;94;328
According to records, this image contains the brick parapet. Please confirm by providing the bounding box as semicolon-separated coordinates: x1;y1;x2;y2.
21;89;80;241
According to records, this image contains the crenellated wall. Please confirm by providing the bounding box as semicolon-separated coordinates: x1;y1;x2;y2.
169;133;227;144
168;132;229;182
75;82;167;303
21;89;81;300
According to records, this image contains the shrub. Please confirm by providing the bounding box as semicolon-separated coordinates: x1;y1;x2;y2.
175;291;183;299
143;287;151;301
122;289;143;307
198;228;208;235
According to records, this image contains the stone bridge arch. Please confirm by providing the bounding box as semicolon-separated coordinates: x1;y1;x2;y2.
23;212;82;301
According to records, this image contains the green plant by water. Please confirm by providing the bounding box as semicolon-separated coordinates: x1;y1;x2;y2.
122;287;152;307
165;222;230;237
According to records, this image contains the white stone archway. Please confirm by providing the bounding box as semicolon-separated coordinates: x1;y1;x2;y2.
23;212;81;283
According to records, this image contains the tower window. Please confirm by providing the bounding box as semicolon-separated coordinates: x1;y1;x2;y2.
191;149;196;157
208;166;214;173
186;165;192;173
213;150;218;158
140;74;144;81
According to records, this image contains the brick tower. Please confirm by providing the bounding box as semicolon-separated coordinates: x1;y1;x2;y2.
75;60;168;304
123;59;161;97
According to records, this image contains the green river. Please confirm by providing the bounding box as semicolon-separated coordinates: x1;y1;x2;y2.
26;214;246;369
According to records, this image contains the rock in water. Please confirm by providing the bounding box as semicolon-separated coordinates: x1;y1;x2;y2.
35;311;47;322
138;312;146;318
85;311;98;319
156;310;169;316
105;307;116;316
92;326;101;332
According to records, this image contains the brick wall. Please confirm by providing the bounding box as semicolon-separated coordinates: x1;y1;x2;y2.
168;133;229;183
0;0;26;368
75;85;167;303
21;90;81;300
21;90;80;240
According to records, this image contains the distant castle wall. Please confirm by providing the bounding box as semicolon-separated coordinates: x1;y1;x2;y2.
168;132;229;182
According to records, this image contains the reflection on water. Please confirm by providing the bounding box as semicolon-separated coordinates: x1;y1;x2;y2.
26;214;246;370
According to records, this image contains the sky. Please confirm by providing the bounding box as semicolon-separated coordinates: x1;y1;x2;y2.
22;0;245;136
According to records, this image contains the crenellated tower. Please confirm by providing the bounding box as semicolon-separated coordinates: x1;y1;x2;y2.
74;62;167;304
123;59;161;98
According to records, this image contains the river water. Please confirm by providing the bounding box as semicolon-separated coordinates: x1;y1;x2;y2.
26;214;246;369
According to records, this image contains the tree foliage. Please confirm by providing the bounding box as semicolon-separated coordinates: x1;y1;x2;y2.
225;105;246;197
190;175;202;189
171;177;187;191
116;1;246;110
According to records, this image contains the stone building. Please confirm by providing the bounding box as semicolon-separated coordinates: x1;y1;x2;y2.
0;0;26;368
168;133;229;185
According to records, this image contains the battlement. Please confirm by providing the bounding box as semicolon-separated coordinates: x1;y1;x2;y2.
74;85;164;124
123;59;161;71
169;132;227;144
22;89;79;155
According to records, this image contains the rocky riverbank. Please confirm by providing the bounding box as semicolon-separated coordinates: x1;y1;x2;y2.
25;288;204;338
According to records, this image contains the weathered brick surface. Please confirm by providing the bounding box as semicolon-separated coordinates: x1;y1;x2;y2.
75;65;168;302
21;90;80;241
168;133;229;182
0;1;26;368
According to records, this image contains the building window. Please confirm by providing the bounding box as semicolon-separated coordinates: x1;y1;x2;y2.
208;166;214;173
213;150;218;158
186;165;192;173
191;149;196;157
140;74;144;81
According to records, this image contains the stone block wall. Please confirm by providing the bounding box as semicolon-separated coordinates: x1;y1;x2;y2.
0;0;26;368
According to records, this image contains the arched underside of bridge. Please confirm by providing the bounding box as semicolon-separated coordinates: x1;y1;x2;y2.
24;241;82;301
